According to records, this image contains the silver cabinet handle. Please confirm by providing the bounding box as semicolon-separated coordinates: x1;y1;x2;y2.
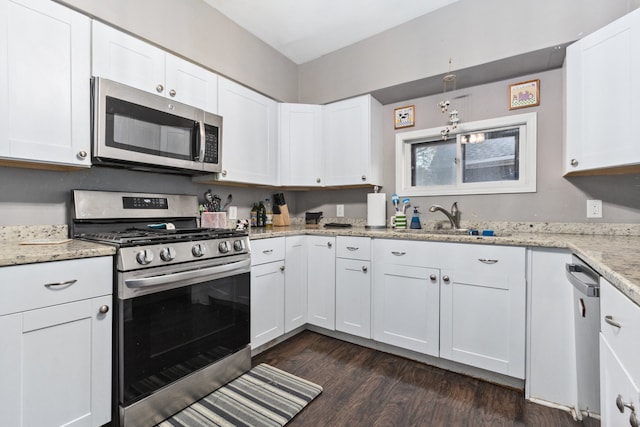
478;259;498;264
442;275;450;283
346;246;359;251
605;315;622;329
262;249;274;254
221;170;227;177
631;412;640;427
77;150;88;159
362;266;368;273
156;84;164;93
99;305;109;314
617;394;636;413
169;89;176;97
280;265;285;272
430;274;437;281
316;178;321;183
361;175;366;181
44;279;77;289
570;158;579;167
327;242;332;248
391;251;406;256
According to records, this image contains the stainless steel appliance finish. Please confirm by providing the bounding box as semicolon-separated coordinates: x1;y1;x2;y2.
566;255;601;418
72;190;250;427
92;77;222;175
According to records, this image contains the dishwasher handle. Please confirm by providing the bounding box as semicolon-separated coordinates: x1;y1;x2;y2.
566;263;600;297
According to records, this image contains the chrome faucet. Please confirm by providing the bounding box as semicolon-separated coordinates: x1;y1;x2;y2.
428;202;462;230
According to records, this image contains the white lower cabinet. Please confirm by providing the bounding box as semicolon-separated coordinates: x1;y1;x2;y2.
600;276;640;427
372;239;440;356
250;237;285;349
0;257;112;427
307;236;336;330
284;236;307;333
439;244;526;379
335;236;371;338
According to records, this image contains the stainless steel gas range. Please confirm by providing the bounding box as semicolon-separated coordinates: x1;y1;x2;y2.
71;190;251;427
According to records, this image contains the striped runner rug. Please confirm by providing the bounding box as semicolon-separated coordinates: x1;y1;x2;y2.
155;364;322;427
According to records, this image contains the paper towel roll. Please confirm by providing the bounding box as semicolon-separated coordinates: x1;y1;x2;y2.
366;193;386;228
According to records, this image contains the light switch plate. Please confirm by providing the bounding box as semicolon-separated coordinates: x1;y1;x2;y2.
586;200;602;218
228;206;238;220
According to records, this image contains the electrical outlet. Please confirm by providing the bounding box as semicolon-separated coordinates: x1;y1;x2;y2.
228;206;238;220
336;204;344;217
586;200;602;218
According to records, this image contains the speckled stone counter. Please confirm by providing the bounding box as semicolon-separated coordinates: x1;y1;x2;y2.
0;225;115;266
248;224;640;307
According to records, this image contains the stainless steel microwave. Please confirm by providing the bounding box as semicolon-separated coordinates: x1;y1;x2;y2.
92;77;222;175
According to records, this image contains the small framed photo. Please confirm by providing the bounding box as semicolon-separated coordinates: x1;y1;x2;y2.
394;105;415;129
509;79;540;110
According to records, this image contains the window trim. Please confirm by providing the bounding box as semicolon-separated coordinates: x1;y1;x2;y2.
395;112;537;196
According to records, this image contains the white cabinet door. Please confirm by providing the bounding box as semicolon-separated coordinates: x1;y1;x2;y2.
92;20;165;96
307;236;336;330
250;260;285;349
323;95;383;186
279;103;324;186
0;0;90;167
565;9;640;174
526;248;578;409
217;77;279;185
0;295;112;427
92;21;218;113
439;245;526;379
284;236;307;333
600;335;640;427
335;258;371;338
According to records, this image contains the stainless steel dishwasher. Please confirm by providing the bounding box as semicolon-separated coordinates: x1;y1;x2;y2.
566;254;601;418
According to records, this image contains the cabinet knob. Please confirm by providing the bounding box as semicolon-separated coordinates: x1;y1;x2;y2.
169;89;177;97
362;266;368;273
280;265;285;272
77;150;88;160
631;412;640;427
99;305;109;314
442;275;450;283
430;274;437;281
617;394;636;413
156;84;164;93
361;175;366;181
570;158;579;167
221;170;227;177
327;241;332;248
316;178;321;183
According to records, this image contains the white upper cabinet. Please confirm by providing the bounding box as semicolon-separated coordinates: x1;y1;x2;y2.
279;103;324;186
323;95;383;186
0;0;91;168
215;77;279;185
92;21;218;113
565;8;640;175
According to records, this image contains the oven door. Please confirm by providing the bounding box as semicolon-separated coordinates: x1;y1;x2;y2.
117;256;250;407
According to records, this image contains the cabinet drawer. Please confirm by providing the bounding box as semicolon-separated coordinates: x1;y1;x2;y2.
250;237;285;266
336;236;371;260
601;277;640;383
0;257;112;316
372;239;438;267
440;243;525;274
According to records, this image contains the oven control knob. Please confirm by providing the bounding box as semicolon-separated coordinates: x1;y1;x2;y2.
219;241;230;254
136;249;154;265
160;247;176;261
233;240;244;251
192;243;206;257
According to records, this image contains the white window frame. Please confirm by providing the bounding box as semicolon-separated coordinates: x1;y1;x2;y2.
395;112;537;196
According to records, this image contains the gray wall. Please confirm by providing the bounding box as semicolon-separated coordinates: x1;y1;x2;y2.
296;68;640;224
298;0;632;104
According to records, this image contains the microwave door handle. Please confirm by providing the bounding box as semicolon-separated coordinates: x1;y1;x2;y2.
197;121;206;162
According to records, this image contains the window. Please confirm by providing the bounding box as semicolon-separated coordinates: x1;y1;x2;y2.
396;112;536;196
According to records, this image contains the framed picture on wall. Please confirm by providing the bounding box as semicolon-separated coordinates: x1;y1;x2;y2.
509;79;540;109
394;105;415;129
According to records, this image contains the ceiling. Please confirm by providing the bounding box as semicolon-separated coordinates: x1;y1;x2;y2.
202;0;459;64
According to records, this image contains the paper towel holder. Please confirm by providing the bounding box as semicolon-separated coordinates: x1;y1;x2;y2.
365;186;387;230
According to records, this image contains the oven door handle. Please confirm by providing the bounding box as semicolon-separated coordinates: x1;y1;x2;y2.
124;258;250;289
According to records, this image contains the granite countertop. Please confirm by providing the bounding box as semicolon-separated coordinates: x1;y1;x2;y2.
0;225;115;266
248;224;640;307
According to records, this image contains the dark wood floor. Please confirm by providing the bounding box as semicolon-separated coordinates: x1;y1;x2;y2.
253;331;600;427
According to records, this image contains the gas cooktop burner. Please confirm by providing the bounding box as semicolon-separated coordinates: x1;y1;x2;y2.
77;228;247;246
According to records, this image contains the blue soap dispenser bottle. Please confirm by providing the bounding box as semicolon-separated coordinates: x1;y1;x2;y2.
410;207;422;229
